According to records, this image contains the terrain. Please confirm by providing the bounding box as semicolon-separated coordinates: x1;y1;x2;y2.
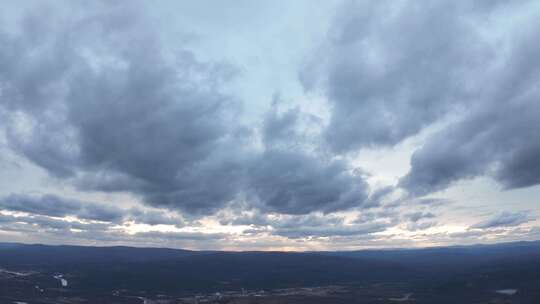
1;241;540;303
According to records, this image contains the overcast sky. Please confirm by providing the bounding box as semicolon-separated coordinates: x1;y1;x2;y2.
0;0;539;250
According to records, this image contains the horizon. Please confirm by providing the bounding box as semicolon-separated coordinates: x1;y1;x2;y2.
1;1;540;251
3;238;540;253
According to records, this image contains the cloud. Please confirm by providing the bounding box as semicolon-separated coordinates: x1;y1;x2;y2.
219;211;272;227
220;210;395;239
415;198;452;207
401;99;540;195
133;231;226;241
262;104;303;149
272;221;390;239
302;0;540;199
261;99;323;151
447;229;489;239
0;2;247;215
0;194;124;222
353;209;398;224
0;193;185;227
406;221;437;232
396;5;540;196
405;211;435;223
401;211;437;231
0;3;376;218
471;211;533;229
301;1;497;152
127;208;185;227
248;149;369;214
245;105;372;215
0;213;113;233
1;1;539;249
0;211;225;247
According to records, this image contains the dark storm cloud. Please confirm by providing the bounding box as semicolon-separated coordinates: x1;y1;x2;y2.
301;0;497;152
471;211;532;229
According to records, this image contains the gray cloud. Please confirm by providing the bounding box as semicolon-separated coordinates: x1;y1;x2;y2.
401;99;540;195
390;3;540;196
406;221;437;232
406;211;435;223
2;1;539;248
246;105;371;215
471;211;532;229
301;1;497;152
0;2;376;219
248;149;369;214
127;208;185;227
0;213;113;233
353;209;398;224
447;229;490;239
364;186;394;207
219;211;272;227
415;198;452;207
0;193;185;227
219;210;395;239
0;212;224;247
0;194;124;222
261;100;323;151
262;104;303;149
272;221;390;239
133;231;226;241
302;0;540;198
0;3;246;215
231;212;344;229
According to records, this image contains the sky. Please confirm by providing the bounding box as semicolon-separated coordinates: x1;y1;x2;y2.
0;0;539;251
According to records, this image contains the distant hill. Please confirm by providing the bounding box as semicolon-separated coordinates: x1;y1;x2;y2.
0;243;197;267
1;240;540;294
325;240;540;272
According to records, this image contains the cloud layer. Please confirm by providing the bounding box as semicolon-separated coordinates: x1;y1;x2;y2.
301;0;540;197
0;1;539;249
0;2;373;220
301;1;494;152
